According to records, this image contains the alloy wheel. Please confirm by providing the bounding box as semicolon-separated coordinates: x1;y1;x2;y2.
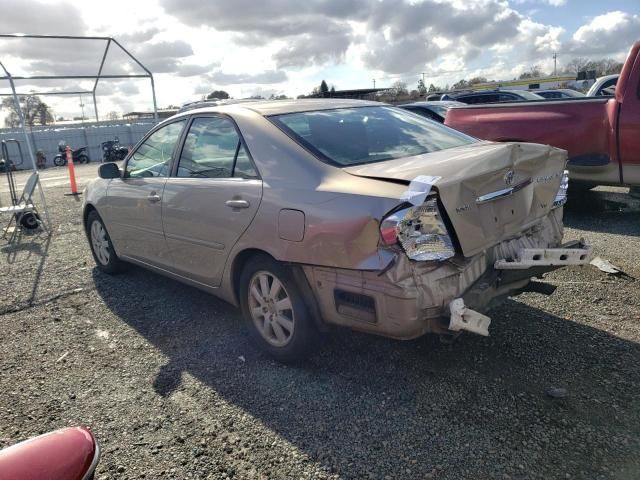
90;220;111;266
248;270;295;347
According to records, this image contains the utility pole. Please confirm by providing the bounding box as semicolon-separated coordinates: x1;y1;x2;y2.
421;72;426;84
79;94;86;126
553;53;557;76
372;78;376;88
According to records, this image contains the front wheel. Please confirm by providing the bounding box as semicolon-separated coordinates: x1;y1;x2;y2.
239;256;321;362
53;155;66;167
86;210;126;274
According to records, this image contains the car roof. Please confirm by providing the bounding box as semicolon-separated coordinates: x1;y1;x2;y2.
178;98;384;117
531;88;585;95
402;100;465;107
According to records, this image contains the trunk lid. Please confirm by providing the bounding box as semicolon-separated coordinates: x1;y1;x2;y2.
343;141;567;257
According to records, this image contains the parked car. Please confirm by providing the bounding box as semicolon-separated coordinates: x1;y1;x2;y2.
400;101;465;123
587;74;618;97
530;89;585;99
441;89;545;104
445;42;640;189
83;99;591;361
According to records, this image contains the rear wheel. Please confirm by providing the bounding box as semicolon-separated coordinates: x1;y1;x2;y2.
53;155;66;166
77;154;90;164
239;255;321;362
87;210;125;274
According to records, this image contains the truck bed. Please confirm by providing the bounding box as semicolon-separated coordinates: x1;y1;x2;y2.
444;97;619;185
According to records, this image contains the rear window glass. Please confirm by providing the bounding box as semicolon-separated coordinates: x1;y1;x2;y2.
270;106;475;166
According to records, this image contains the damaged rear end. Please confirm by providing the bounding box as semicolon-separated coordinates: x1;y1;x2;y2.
312;142;592;339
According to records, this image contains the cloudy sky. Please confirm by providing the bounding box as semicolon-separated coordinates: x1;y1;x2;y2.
0;0;639;120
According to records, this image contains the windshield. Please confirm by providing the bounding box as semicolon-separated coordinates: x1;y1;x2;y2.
270;106;476;166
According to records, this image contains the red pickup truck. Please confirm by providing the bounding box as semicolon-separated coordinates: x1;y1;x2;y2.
445;41;640;189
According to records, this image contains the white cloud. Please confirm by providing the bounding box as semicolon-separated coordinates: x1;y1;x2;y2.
0;0;638;122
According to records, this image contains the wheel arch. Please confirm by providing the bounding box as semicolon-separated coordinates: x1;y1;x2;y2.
229;248;328;332
82;203;97;232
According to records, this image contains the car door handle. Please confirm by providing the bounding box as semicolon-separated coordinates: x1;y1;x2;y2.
148;193;161;203
225;199;250;209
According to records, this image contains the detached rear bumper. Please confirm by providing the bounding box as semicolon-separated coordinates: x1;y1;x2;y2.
303;211;592;340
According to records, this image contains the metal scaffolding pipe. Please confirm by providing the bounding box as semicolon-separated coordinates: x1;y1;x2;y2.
0;61;37;172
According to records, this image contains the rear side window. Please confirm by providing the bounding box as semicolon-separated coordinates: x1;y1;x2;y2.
271;106;475;166
177;117;258;179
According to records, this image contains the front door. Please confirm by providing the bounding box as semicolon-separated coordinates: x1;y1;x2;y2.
162;115;262;286
104;119;187;269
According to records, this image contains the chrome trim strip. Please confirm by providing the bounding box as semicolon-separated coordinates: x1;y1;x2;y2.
476;178;531;205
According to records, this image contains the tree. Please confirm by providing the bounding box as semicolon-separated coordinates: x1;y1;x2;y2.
206;90;230;100
428;83;438;93
1;95;53;128
452;79;468;90
390;80;408;97
106;111;120;120
269;94;289;100
468;76;488;86
519;66;544;80
564;57;591;75
320;80;329;96
330;85;336;95
417;79;427;96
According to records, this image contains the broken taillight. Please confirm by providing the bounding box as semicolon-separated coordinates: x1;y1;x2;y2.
380;198;456;261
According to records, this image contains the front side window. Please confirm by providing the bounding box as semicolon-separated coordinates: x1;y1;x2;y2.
126;120;186;178
270;106;475;167
177;117;258;179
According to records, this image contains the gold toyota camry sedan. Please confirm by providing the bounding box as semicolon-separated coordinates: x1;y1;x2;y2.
83;99;591;361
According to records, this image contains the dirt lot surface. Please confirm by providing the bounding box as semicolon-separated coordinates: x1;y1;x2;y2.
1;165;639;479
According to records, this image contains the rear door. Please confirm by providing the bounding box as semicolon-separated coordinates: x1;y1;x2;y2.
162;115;262;287
104;119;186;269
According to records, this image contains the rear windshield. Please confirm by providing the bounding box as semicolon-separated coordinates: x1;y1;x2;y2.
270;106;476;166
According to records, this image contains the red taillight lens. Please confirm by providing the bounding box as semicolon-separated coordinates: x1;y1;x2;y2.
380;225;398;246
380;199;456;261
380;209;405;246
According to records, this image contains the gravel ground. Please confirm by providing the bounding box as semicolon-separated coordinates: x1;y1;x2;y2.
0;180;639;480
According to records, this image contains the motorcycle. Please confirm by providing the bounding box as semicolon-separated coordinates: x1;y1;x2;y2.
0;426;100;480
54;143;90;167
101;136;129;163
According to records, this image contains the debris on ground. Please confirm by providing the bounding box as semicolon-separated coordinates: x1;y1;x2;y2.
545;387;568;399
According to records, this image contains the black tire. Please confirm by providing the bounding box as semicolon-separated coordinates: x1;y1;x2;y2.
86;210;126;274
53;155;66;167
19;212;40;230
239;255;321;362
77;154;90;164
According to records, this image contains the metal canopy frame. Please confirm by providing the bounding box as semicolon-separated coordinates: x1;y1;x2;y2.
0;34;158;122
0;34;158;237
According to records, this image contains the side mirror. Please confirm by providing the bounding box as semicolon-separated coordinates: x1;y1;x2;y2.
98;162;121;179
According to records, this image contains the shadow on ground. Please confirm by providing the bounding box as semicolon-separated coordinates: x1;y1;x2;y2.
93;264;640;479
564;188;640;236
